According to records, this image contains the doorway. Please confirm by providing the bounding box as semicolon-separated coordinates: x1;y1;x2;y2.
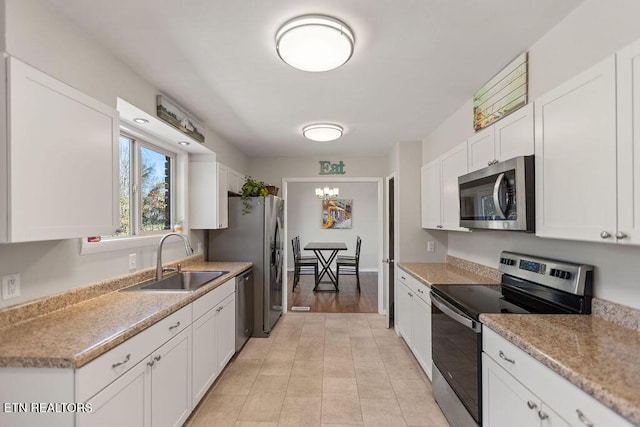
281;177;384;314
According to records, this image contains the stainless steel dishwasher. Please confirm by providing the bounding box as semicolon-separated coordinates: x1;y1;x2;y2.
235;269;254;352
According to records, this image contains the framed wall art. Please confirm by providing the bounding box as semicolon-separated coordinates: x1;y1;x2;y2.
322;199;352;229
156;94;205;143
473;52;528;131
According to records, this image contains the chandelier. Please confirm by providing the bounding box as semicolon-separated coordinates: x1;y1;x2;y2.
315;187;339;200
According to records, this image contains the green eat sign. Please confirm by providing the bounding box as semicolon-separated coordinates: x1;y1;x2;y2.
319;161;346;175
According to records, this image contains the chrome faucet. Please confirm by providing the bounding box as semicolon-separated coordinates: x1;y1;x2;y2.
156;232;193;281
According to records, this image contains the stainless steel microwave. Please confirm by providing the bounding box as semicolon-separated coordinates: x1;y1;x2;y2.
458;155;535;232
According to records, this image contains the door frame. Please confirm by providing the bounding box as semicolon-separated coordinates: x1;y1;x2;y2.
384;173;396;326
281;176;385;314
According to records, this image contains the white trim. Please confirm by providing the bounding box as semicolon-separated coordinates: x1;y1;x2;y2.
281;176;385;314
385;172;397;325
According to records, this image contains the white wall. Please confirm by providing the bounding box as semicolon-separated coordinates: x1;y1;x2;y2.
422;0;640;309
0;0;248;308
286;182;379;270
249;155;388;191
394;141;447;263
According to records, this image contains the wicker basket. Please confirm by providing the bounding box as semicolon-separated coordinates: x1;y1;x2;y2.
266;186;279;196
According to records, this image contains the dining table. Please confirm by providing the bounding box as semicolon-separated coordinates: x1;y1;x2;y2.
303;241;348;292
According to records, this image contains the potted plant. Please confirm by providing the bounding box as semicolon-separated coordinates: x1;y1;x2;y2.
241;177;269;214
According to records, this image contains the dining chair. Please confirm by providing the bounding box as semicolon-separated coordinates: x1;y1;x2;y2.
292;236;318;290
336;236;362;292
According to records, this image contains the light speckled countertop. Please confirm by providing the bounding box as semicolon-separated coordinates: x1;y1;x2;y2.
481;314;640;425
0;262;251;369
398;261;500;287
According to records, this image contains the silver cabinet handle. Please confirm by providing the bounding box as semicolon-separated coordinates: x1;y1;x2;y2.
615;231;628;240
576;409;595;427
437;225;443;229
538;410;549;420
527;401;537;410
169;321;181;331
600;231;611;239
112;353;131;368
147;359;155;367
407;292;413;297
154;355;161;362
417;288;424;294
401;276;406;280
488;161;492;166
216;306;223;312
499;350;515;364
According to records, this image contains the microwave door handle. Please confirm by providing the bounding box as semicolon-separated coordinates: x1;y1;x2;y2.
492;173;507;220
431;293;481;333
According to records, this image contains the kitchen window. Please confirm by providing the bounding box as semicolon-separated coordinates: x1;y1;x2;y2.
117;134;175;236
81;130;187;255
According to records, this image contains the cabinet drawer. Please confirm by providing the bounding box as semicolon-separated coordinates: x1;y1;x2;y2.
483;328;633;427
398;269;430;304
193;277;235;321
77;304;191;402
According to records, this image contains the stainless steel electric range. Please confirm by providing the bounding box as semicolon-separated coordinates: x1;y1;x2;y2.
430;252;593;427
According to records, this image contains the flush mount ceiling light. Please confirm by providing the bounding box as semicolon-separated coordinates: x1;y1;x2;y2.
133;117;149;124
275;15;355;72
303;123;343;142
178;141;191;146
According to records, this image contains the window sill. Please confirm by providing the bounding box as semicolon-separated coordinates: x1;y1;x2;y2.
80;233;187;255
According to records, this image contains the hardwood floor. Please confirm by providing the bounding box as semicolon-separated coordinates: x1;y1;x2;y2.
287;271;378;313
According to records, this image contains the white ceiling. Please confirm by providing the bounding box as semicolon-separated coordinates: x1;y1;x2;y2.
43;0;583;157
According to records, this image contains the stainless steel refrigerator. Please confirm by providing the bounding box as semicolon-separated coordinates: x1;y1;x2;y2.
208;195;284;337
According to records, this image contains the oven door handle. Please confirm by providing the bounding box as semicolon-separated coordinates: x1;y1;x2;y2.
431;292;481;333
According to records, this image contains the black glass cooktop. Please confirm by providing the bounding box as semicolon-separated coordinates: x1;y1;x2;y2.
431;284;530;321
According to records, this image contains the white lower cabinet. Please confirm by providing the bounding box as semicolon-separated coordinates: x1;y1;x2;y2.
483;328;632;427
0;276;239;427
80;327;191;427
192;278;236;407
396;267;432;380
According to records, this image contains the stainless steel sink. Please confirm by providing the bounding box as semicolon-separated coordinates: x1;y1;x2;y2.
123;271;229;292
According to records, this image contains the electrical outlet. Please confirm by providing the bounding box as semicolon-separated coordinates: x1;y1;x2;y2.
2;273;21;300
196;243;202;254
427;241;435;253
128;254;137;271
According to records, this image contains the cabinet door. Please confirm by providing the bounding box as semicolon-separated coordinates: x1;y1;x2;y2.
189;161;219;229
215;293;236;374
191;308;217;407
467;126;495;172
421;161;441;229
411;293;432;380
78;359;150;427
440;143;468;231
482;354;540;427
217;163;229;228
5;57;119;242
617;39;640;245
535;55;617;242
395;279;412;346
150;328;192;427
494;103;534;162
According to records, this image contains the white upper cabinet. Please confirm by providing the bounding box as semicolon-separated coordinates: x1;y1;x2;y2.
440;143;469;231
189;160;228;229
227;168;245;195
616;38;640;245
420;161;441;229
468;103;534;173
535;55;617;243
1;56;119;242
421;142;468;231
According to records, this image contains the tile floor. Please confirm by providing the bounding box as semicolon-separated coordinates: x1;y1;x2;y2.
186;312;449;427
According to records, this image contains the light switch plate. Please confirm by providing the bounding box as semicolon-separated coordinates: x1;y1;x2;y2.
2;273;21;300
427;241;435;253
